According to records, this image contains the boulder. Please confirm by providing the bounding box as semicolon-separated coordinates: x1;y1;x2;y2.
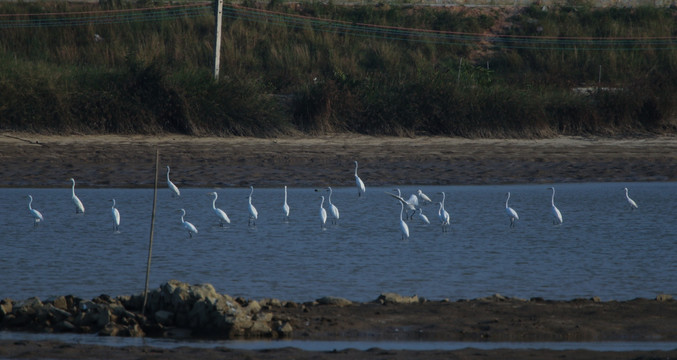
377;293;419;305
316;296;352;307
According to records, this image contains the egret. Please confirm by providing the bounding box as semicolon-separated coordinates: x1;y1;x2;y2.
69;178;85;214
111;199;120;232
417;190;432;204
319;195;328;229
354;161;366;197
166;166;180;197
386;189;417;219
438;202;450;232
27;195;44;226
248;186;258;226
326;187;340;225
208;192;231;226
623;187;638;210
438;192;451;231
399;202;410;240
505;192;519;228
416;208;430;225
282;186;290;221
547;187;563;225
178;208;198;238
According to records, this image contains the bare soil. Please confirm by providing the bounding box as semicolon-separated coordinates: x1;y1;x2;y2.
1;133;676;188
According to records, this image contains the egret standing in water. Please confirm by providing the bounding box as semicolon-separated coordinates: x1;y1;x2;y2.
623;187;638;210
417;190;432;204
319;196;328;229
282;186;290;221
326;187;340;225
438;192;450;232
505;192;519;228
69;178;85;214
178;208;198;238
386;189;417;219
248;186;258;226
208;192;231;226
547;187;563;225
354;161;366;197
416;208;430;225
27;195;44;226
111;199;120;232
399;202;410;240
166;166;180;197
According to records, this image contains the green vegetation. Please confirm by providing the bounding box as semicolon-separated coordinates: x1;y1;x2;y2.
0;1;675;137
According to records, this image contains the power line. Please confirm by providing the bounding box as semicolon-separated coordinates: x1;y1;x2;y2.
1;2;675;50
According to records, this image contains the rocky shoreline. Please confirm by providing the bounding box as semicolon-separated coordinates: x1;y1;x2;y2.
2;280;677;343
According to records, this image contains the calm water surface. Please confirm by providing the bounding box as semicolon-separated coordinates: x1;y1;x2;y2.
0;183;675;302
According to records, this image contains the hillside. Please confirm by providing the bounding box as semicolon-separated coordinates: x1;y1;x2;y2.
0;1;676;137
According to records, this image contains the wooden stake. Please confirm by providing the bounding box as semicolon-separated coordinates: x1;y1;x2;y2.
142;149;159;315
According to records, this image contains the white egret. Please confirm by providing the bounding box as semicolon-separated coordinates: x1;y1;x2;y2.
354;161;366;197
547;187;563;225
166;166;180;197
386;189;417;219
282;186;291;221
69;178;85;214
416;208;430;225
326;187;340;225
417;190;432;204
438;202;450;232
111;199;120;232
319;195;328;229
399;202;410;240
208;192;231;226
178;208;198;237
248;186;258;226
27;195;44;226
623;187;638;210
505;192;519;228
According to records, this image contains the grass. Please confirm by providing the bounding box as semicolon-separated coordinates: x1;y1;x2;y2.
0;1;676;137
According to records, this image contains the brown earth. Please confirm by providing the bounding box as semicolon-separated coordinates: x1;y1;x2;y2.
1;132;677;359
1;132;676;188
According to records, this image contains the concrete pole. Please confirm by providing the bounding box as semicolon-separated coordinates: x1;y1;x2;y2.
213;0;224;80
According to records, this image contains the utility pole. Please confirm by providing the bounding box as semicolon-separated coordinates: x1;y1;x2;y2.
213;0;223;80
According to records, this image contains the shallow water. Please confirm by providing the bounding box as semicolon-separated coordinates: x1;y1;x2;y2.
1;331;677;352
0;183;675;302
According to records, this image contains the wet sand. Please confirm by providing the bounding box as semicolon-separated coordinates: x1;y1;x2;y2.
1;133;676;188
1;132;677;359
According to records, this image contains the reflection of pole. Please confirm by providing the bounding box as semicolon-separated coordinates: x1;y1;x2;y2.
142;149;159;315
213;0;224;80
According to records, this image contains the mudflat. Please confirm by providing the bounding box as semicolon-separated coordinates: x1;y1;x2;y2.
1;133;676;187
1;132;677;359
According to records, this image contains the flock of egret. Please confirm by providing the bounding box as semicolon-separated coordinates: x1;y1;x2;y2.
24;160;641;240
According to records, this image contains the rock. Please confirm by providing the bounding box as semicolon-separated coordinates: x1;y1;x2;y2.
316;296;353;307
277;321;293;337
52;296;69;311
54;320;76;332
657;294;673;302
245;300;261;314
377;293;419;305
154;310;174;326
0;298;13;319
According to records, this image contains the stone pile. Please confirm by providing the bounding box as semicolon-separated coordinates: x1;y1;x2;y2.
0;280;293;339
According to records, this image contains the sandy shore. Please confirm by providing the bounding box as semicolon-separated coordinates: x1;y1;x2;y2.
1;132;677;187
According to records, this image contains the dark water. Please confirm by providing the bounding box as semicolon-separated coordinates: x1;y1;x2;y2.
0;182;675;302
2;330;677;352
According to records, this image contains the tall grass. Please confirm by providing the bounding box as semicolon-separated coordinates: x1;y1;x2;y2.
0;1;675;137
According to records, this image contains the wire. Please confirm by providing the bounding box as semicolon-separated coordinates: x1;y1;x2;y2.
0;2;675;51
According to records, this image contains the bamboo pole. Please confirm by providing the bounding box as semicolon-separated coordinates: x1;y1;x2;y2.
142;149;159;315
